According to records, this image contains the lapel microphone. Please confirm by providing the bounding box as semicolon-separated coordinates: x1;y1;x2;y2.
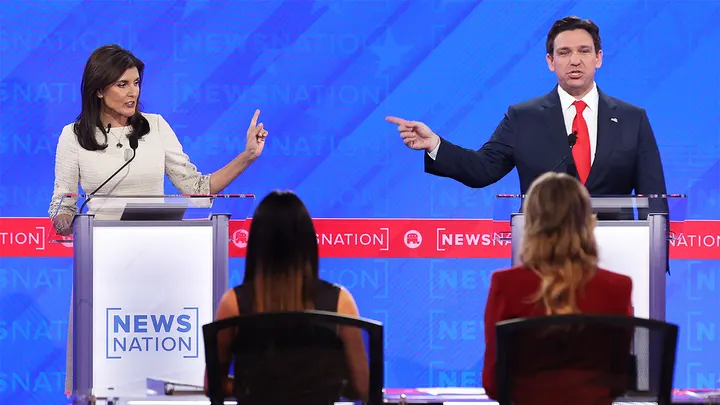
568;131;577;148
550;131;578;173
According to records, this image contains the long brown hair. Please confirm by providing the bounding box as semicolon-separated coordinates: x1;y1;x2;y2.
75;44;150;151
243;191;318;312
521;172;598;315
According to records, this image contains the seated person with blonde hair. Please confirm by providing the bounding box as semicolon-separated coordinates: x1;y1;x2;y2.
482;172;633;405
204;191;368;403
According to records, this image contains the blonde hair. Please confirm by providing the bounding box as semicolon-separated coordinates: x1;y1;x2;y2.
520;172;598;315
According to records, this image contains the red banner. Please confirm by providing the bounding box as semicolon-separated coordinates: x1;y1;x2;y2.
1;217;719;259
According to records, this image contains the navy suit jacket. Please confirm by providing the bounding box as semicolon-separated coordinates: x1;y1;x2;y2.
425;87;668;200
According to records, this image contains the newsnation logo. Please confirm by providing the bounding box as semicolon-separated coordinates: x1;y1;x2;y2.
106;307;199;359
0;218;719;259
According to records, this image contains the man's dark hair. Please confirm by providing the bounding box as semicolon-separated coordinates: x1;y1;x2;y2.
546;16;602;57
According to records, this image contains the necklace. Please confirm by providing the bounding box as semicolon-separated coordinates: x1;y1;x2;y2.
111;127;128;148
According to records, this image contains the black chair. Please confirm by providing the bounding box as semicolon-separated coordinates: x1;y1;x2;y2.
203;310;384;405
495;315;678;405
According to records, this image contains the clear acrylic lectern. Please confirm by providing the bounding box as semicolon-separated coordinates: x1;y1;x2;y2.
49;193;256;403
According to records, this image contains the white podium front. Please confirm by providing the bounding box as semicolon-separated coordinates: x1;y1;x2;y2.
49;194;255;403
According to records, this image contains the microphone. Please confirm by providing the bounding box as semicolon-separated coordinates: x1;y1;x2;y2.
550;131;578;173
76;124;139;215
568;131;577;148
124;135;139;161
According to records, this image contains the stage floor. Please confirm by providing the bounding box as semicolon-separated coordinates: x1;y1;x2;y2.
106;388;720;405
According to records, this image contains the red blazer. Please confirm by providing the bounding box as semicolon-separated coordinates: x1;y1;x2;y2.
482;266;633;404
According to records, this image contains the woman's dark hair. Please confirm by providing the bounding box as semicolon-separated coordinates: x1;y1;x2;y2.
74;44;150;151
243;191;320;312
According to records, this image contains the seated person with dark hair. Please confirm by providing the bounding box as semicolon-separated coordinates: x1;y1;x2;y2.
204;191;369;404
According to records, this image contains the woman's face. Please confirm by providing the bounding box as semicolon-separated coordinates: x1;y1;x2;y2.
98;67;140;125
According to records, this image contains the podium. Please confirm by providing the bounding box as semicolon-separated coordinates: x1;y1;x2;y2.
493;194;686;321
49;194;255;402
494;193;686;393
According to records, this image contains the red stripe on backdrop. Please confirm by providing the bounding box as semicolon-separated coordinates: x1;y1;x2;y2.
0;218;718;259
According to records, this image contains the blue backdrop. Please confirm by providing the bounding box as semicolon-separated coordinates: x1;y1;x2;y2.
1;1;719;404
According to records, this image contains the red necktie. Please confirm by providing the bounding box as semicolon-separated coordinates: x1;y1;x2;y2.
572;100;591;184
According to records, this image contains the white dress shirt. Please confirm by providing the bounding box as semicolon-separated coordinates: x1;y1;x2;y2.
427;82;600;164
558;82;599;165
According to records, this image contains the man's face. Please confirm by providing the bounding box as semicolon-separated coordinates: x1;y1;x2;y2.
546;29;603;97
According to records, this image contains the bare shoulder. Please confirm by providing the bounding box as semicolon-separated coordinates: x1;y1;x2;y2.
337;285;360;317
215;288;240;319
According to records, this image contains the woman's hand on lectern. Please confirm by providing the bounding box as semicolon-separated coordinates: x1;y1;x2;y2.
385;116;440;153
53;214;73;236
245;109;267;160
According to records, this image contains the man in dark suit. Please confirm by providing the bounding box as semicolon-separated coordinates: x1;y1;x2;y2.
386;16;667;202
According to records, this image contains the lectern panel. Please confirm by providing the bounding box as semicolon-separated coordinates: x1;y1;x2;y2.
595;224;651;319
91;224;214;397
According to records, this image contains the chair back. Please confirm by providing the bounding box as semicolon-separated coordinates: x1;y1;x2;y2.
495;315;677;405
203;310;384;405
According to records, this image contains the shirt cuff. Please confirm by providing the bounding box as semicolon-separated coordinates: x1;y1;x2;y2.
427;139;441;160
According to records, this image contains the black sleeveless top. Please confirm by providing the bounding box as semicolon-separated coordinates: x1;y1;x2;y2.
233;279;341;314
229;279;350;404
